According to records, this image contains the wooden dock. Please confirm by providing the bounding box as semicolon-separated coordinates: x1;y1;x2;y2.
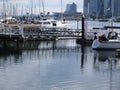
0;23;81;41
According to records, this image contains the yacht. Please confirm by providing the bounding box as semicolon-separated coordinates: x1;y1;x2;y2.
39;19;70;31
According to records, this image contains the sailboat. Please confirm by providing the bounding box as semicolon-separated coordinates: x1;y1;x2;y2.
91;0;120;50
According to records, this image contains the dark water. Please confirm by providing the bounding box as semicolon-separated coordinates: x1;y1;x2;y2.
0;39;120;90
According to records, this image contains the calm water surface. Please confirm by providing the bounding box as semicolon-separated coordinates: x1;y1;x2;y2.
0;39;120;90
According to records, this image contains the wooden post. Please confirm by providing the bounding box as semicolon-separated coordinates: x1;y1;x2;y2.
81;44;84;68
82;15;85;42
81;15;85;68
76;15;85;44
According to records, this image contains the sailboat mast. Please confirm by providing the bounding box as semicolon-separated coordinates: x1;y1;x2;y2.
3;0;6;18
41;0;45;16
111;0;114;18
111;0;114;30
39;0;41;17
61;0;63;21
31;0;33;17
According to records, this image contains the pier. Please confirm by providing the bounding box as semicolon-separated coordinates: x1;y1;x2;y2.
0;24;81;42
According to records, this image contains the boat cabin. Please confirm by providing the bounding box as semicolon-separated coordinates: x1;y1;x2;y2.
107;31;118;39
40;19;57;27
93;26;120;41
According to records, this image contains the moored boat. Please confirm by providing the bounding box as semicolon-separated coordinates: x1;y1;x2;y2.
92;26;120;50
92;39;120;50
39;19;71;31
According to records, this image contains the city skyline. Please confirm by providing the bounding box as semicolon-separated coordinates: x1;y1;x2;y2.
0;0;83;15
84;0;120;18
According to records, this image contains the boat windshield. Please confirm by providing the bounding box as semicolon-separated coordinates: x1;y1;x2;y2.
107;32;118;39
51;20;56;23
43;22;51;24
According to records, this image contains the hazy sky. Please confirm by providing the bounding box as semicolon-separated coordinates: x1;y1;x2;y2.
0;0;83;14
44;0;83;12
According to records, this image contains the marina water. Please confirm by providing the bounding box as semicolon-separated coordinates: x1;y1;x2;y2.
0;39;120;90
0;21;120;90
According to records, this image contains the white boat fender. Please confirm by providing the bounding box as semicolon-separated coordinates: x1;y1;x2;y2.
92;39;101;49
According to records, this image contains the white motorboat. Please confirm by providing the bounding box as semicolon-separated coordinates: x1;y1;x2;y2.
40;19;70;31
92;26;120;50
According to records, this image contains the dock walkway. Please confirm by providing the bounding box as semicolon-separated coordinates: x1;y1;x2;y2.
0;24;81;41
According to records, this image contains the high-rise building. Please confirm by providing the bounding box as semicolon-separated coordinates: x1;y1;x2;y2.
84;0;120;18
97;0;104;17
83;0;90;15
104;0;120;17
89;0;104;17
71;3;77;13
65;2;77;13
65;4;71;12
89;0;97;16
104;0;112;17
114;0;120;17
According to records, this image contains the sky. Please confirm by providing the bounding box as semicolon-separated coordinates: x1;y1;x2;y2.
44;0;83;12
0;0;83;15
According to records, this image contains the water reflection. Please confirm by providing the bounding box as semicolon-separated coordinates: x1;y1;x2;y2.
0;40;120;90
0;47;22;67
93;50;120;71
79;44;120;90
93;50;120;90
81;43;85;69
0;40;80;67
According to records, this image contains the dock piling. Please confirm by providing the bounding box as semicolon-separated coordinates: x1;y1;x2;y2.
81;15;85;44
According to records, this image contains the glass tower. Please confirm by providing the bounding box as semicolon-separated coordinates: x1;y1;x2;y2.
114;0;120;17
83;0;90;15
83;0;120;18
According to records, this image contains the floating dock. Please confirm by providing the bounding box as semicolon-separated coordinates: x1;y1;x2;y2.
0;24;81;41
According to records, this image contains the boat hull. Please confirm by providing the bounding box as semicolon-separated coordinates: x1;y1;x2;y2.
92;40;120;50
